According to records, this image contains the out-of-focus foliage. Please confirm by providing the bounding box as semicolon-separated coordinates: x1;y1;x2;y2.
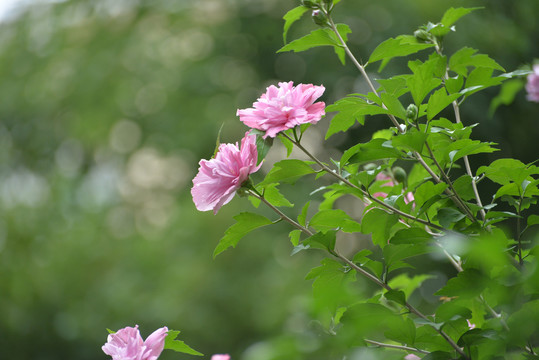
0;0;537;359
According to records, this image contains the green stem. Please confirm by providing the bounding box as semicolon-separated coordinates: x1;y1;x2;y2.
364;339;430;354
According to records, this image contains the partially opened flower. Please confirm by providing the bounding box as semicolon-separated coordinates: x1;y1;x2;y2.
192;132;261;214
237;81;325;138
526;64;539;102
102;325;168;360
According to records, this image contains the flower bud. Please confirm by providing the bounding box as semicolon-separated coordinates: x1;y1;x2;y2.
301;0;319;9
414;29;431;43
312;9;329;26
406;104;418;120
392;166;407;184
363;163;377;172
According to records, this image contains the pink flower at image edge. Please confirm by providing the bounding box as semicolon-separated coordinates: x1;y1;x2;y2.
526;64;539;102
102;325;168;360
191;132;261;214
237;81;325;138
211;355;231;360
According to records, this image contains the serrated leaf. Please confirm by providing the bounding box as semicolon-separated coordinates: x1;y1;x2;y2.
260;183;293;207
380;92;407;120
427;88;461;120
260;159;315;185
368;35;435;67
477;158;538;185
448;139;498;163
304;230;337;252
435;268;489;299
342;138;402;166
392;129;428;153
282;6;309;44
309;209;361;233
407;57;445;105
362;208;399;247
164;330;203;356
213;212;273;257
449;47;505;77
414;181;448;209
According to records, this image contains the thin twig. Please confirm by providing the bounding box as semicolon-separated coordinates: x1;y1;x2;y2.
364;339;430;354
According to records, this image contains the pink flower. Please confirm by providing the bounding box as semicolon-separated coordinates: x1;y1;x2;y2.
237;81;325;138
191;132;261;214
526;64;539;102
102;325;168;360
404;355;421;360
467;319;476;330
371;172;394;199
211;355;231;360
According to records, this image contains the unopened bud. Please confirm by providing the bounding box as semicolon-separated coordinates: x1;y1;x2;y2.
363;163;377;172
392;167;407;184
302;0;318;8
312;9;329;26
414;29;431;43
406;104;418;120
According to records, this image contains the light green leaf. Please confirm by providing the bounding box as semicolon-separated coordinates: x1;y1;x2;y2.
407;56;445;105
414;181;448;209
341;138;402;166
380;92;407;120
528;215;539;227
447;139;498;163
368;35;435;67
303;230;337;252
213;212;273;257
449;47;505;77
260;183;293;207
441;7;483;29
362;208;399;247
309;209;361;233
389;228;432;245
282;6;309;44
489;79;524;116
260;159;315;185
289;229;301;246
164;330;204;356
427;88;461;120
392;128;428;153
435;268;489;299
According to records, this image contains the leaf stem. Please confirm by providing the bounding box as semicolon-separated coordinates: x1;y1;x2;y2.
364;339;430;354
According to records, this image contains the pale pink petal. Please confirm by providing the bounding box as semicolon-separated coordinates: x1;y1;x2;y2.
192;132;260;214
142;327;168;360
211;355;231;360
526;64;539;102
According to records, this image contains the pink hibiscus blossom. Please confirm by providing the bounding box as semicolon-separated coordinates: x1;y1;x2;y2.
526;64;539;102
237;81;325;138
102;325;168;360
211;355;231;360
191;132;261;214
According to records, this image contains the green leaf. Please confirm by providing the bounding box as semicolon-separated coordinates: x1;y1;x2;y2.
298;201;310;226
385;317;416;345
306;258;356;311
282;6;309;44
441;7;483;30
452;175;476;201
477;158;538;185
528;215;539;227
164;330;204;356
435;268;489;299
427;88;461;120
422;351;454;360
449;47;505;77
384;289;406;306
457;329;499;347
435;302;472;322
309;209;361;233
380;92;407;120
289;229;301;246
389;228;432;245
414;181;448;209
342;138;402;166
213;212;273;257
384;243;431;272
392;129;428;153
445;75;464;94
362;208;399;247
407;57;445;105
260;159;315;185
278;24;351;65
436;207;466;228
368;35;435;68
253;131;273;164
325;96;389;139
304;230;337;252
448;139;498;163
489;79;525;116
260;183;293;207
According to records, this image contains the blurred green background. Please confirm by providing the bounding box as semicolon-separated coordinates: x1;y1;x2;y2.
0;0;537;359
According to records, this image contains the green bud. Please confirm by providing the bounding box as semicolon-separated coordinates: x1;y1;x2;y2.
301;0;318;9
312;9;329;26
236;187;250;198
406;104;418;120
414;29;431;43
392;166;407;184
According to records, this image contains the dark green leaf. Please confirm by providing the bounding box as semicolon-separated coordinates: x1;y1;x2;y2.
164;330;204;356
389;228;432;245
303;230;337;252
436;207;466;228
414;182;448;209
435;302;472;322
392;129;428;153
448;139;498;163
489;79;524;116
384;289;406;306
528;215;539;227
254;131;273;164
457;329;499;347
213;212;273;257
282;6;309;44
342;139;402;165
435;268;489;299
384;243;431;272
385;317;416;345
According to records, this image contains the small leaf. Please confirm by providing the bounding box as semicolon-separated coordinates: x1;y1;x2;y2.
304;230;337;252
362;208;399;247
289;229;301;246
436;207;466;228
427;88;461;120
414;181;448;209
384;289;406;306
253;131;273;164
164;330;204;356
213;212;273;257
441;7;483;29
282;6;309;44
